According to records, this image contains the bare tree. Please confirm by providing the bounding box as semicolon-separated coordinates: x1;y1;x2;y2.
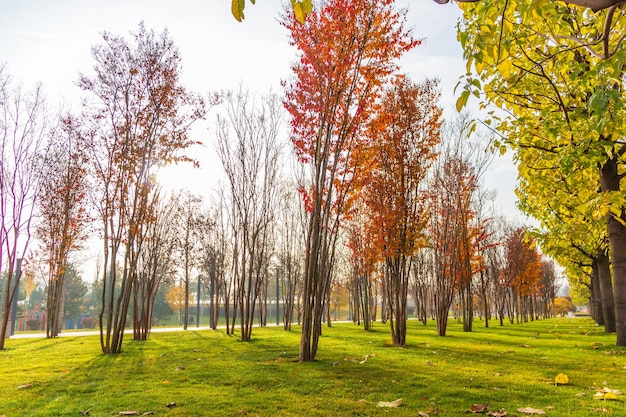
174;191;203;330
0;65;47;349
133;189;179;340
216;89;283;341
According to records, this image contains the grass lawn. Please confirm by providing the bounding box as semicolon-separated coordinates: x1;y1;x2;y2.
1;317;625;416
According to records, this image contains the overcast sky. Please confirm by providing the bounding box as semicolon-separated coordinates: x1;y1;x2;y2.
0;0;528;277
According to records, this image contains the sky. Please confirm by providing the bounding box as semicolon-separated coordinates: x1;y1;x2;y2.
0;0;529;280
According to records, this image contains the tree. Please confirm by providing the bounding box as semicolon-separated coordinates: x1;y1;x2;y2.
133;190;179;340
0;65;47;350
345;204;378;330
174;191;203;331
554;297;576;316
504;228;543;323
434;0;625;13
36;115;90;338
215;90;283;341
363;76;442;346
78;23;209;354
62;265;88;327
456;0;626;344
428;148;477;336
282;0;418;362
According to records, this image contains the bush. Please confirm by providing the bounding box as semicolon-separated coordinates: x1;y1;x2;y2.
26;319;41;331
81;316;96;328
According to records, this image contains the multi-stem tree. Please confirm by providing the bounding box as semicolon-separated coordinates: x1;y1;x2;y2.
37;116;90;338
216;90;283;341
0;66;47;350
428;139;478;336
133;189;179;340
345;203;378;330
282;0;418;362
364;76;442;346
78;23;208;354
174;191;203;331
456;0;626;345
503;228;543;323
275;185;306;331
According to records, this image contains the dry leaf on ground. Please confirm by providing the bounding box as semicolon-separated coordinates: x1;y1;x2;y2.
418;412;429;417
118;412;140;416
377;398;403;408
517;407;546;415
469;404;489;413
487;409;507;417
17;383;32;389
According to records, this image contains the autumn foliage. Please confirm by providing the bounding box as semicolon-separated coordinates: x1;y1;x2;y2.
282;0;419;361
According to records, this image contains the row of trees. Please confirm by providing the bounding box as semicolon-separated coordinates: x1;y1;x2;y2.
1;0;565;359
453;0;626;345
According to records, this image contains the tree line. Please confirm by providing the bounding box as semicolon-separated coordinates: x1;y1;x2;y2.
2;0;570;359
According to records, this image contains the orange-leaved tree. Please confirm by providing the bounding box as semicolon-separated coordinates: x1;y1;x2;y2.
364;76;442;346
504;227;543;322
345;202;379;331
282;0;419;361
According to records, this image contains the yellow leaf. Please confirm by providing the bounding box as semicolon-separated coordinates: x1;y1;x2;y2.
377;398;403;408
232;0;245;22
554;373;569;385
498;59;512;78
293;2;305;24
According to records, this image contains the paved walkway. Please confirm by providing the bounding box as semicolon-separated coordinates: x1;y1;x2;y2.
9;325;219;339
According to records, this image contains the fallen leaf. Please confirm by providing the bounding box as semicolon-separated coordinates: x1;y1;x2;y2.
470;404;489;413
555;373;569;385
418;412;429;417
521;344;531;348
17;383;33;389
80;411;90;416
575;392;586;397
591;407;610;412
141;413;154;416
517;407;546;415
487;409;507;417
602;387;622;395
595;391;619;400
377;398;403;408
166;402;177;408
176;365;185;370
119;412;140;416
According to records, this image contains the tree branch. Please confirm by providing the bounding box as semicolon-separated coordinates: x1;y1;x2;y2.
433;0;626;12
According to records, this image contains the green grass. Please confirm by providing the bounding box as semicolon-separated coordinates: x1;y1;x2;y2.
1;318;625;416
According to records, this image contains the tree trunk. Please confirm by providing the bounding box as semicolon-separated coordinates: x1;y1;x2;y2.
591;259;604;326
600;155;626;345
597;248;616;333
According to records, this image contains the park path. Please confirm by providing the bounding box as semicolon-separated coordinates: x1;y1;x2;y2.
10;325;220;339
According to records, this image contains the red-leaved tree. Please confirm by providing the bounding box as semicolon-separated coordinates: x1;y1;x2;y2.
282;0;419;361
